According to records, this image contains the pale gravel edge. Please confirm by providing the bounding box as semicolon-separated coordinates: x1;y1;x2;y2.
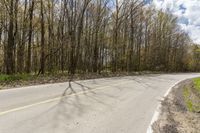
146;76;200;133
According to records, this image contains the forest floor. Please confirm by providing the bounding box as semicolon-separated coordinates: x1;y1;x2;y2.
153;78;200;133
0;71;161;90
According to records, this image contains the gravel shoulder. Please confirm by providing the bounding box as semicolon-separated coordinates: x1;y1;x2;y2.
153;79;200;133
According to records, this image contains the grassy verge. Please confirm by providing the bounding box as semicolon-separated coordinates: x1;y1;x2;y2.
0;74;36;82
183;87;193;111
193;78;200;93
183;78;200;112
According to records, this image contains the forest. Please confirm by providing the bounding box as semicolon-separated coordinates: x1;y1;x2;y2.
0;0;200;77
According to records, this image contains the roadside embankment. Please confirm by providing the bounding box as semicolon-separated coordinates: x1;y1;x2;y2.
153;78;200;133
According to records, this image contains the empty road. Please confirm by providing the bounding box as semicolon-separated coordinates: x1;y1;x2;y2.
0;73;200;133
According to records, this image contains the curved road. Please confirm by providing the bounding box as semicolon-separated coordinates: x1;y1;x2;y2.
0;73;200;133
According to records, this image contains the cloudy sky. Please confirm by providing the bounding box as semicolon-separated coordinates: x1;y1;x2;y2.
147;0;200;44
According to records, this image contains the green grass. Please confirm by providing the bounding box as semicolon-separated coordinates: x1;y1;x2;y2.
0;74;35;82
183;87;194;112
183;78;200;112
193;78;200;93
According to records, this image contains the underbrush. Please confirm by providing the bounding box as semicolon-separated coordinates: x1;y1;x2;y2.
0;74;35;82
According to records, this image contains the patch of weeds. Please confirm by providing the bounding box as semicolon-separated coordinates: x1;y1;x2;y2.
183;87;194;112
193;78;200;93
183;85;200;113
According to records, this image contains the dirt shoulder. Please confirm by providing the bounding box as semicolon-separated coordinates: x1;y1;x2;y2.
153;79;200;133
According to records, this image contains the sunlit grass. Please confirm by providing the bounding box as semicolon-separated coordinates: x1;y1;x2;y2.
183;78;200;112
193;78;200;93
183;87;194;112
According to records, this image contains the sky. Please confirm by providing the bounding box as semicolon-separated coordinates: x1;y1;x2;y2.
147;0;200;44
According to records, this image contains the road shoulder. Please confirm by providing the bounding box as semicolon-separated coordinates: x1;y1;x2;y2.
152;79;200;133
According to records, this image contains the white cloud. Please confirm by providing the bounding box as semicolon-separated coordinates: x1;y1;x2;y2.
152;0;200;44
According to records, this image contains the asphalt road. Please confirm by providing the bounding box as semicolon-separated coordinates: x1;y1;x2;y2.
0;73;200;133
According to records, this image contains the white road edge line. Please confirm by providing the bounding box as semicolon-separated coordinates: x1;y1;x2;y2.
146;77;197;133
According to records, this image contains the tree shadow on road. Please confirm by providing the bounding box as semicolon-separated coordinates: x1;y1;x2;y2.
62;80;96;97
7;80;117;133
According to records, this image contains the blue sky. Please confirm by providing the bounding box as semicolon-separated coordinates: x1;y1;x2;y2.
147;0;200;44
